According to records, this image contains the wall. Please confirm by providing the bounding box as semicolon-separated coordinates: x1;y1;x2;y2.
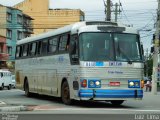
14;0;85;35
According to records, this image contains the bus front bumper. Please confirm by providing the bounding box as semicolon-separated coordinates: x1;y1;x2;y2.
78;89;143;100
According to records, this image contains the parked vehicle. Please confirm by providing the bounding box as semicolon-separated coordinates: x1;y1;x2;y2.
0;70;12;90
11;75;16;88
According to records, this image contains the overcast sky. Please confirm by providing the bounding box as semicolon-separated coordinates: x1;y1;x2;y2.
0;0;158;51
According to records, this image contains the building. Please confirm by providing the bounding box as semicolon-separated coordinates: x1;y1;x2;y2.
0;35;8;68
0;4;33;68
14;0;85;35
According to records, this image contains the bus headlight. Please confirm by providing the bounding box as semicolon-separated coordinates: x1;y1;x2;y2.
129;82;134;86
88;80;101;88
95;81;100;86
128;80;140;88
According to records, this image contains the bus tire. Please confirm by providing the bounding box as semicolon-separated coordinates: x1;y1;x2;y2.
0;84;4;90
8;84;11;90
61;81;72;105
110;100;124;106
24;80;31;97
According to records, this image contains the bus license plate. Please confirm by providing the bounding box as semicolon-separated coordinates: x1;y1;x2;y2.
109;82;120;86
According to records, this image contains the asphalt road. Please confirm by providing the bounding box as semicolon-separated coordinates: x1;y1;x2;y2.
0;89;160;120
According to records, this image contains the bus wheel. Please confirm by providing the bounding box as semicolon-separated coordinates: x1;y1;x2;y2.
61;81;72;105
0;84;4;90
24;81;30;97
110;100;124;106
8;84;11;90
1;84;4;90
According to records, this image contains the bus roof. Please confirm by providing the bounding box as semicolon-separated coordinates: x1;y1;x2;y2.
17;21;138;45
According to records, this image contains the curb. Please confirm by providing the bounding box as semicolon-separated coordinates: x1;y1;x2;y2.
0;106;28;112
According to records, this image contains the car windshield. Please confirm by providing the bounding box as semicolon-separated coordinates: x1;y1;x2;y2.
79;32;142;62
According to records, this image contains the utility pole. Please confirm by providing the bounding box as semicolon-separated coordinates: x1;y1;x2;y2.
107;0;111;21
113;2;121;22
146;48;149;77
104;0;111;21
103;0;121;22
152;0;160;95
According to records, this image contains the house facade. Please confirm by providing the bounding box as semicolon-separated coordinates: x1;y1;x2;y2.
0;4;33;68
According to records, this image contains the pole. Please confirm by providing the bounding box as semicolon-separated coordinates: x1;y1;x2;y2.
115;3;118;22
146;48;149;77
152;0;159;95
106;0;111;21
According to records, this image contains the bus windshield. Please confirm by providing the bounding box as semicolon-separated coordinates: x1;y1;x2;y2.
79;32;142;62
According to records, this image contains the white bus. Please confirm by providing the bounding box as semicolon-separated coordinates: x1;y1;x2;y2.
15;21;144;105
0;70;12;90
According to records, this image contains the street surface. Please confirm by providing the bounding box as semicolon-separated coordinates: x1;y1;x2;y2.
0;89;160;120
0;89;159;114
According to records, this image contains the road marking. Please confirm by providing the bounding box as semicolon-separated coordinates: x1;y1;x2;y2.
32;107;160;112
0;101;6;106
0;89;23;92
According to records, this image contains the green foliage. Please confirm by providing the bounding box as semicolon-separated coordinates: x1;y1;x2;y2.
144;54;153;77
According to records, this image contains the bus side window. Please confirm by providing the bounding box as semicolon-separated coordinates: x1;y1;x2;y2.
41;40;48;55
70;34;79;64
48;37;58;53
59;34;68;51
36;41;42;55
0;73;3;78
29;42;37;56
23;44;29;57
16;46;23;58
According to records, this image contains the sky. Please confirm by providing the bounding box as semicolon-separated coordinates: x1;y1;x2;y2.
0;0;157;53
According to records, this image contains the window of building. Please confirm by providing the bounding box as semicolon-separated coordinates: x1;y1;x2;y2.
7;46;12;56
7;12;12;22
24;33;30;38
17;31;23;40
17;15;23;24
0;44;4;53
48;37;58;53
7;29;12;39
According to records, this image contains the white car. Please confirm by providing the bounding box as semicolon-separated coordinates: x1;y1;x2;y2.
11;75;16;88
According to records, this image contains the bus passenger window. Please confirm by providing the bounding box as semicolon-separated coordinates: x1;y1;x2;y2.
23;44;29;57
29;43;36;56
41;40;48;54
16;46;22;58
48;37;58;53
59;35;68;51
36;41;42;55
1;73;3;78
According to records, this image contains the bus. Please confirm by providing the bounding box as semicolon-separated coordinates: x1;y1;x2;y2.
15;21;144;105
0;69;12;90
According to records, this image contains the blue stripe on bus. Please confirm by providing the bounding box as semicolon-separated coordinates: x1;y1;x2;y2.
95;62;104;66
79;89;143;98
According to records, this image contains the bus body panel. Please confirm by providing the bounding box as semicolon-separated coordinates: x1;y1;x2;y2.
15;21;144;103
